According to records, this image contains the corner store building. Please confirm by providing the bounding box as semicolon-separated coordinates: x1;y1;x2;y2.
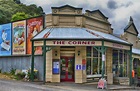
31;5;133;85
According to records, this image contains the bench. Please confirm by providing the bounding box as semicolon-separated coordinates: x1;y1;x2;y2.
87;74;107;79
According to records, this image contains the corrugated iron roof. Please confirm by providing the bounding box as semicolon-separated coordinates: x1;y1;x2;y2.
132;48;140;55
33;28;52;39
33;27;130;45
33;27;102;39
86;29;129;44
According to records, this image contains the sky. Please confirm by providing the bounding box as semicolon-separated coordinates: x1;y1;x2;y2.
20;0;140;36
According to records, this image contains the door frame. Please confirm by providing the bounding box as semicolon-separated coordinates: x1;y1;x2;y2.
60;56;75;82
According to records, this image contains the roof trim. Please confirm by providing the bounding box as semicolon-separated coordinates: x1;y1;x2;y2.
84;15;110;25
51;4;82;10
132;53;140;56
52;14;83;16
132;48;140;56
85;9;108;19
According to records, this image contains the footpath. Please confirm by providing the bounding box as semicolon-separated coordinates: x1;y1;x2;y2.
0;78;140;91
44;82;140;91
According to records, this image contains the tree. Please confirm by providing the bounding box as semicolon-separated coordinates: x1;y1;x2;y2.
0;12;7;24
13;0;21;4
11;12;29;22
0;0;44;24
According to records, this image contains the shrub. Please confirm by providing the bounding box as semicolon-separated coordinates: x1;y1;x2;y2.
10;68;16;75
137;66;140;77
15;72;26;80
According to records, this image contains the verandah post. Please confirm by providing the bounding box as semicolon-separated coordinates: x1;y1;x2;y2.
31;40;34;81
43;40;46;84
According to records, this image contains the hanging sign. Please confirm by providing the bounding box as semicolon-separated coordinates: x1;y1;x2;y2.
102;54;105;61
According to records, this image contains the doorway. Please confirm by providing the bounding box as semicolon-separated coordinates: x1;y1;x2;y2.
60;56;74;82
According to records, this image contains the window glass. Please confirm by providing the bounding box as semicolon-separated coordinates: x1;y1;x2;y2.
86;47;91;57
112;49;128;77
92;58;98;74
86;58;91;75
93;48;98;57
86;47;102;75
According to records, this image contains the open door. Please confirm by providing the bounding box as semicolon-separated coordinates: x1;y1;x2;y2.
60;56;74;82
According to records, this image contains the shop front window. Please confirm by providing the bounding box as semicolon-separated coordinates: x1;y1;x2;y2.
86;47;102;75
133;58;140;77
112;49;128;77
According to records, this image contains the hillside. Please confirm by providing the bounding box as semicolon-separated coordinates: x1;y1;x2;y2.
0;0;44;24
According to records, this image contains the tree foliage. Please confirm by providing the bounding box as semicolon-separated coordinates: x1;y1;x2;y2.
0;0;44;24
11;12;29;21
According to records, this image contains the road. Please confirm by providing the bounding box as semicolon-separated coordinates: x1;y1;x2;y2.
0;79;67;91
0;79;107;91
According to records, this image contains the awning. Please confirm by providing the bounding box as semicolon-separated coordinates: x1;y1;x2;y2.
32;27;131;45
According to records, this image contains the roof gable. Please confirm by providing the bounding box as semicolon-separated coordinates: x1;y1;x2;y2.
51;5;82;10
85;10;108;19
51;5;82;14
124;17;138;36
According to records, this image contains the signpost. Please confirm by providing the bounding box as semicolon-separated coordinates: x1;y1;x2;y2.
97;78;107;89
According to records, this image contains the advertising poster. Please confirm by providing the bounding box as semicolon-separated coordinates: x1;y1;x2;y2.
0;23;12;56
12;20;26;55
53;60;60;74
27;16;43;54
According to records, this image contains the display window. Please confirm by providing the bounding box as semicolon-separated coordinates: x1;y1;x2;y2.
86;47;102;75
112;49;128;77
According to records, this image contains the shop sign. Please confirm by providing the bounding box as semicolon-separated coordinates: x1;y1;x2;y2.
97;78;107;89
76;65;81;70
82;59;86;65
104;42;130;50
82;65;86;70
46;40;99;46
53;41;95;45
113;43;123;49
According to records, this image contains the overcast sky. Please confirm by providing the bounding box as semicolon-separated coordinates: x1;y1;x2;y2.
20;0;140;36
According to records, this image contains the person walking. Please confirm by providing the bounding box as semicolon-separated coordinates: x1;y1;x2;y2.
132;69;135;85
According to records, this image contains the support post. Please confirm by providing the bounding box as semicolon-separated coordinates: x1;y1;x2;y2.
129;46;132;86
97;40;107;89
43;40;46;84
101;40;105;78
31;40;34;81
